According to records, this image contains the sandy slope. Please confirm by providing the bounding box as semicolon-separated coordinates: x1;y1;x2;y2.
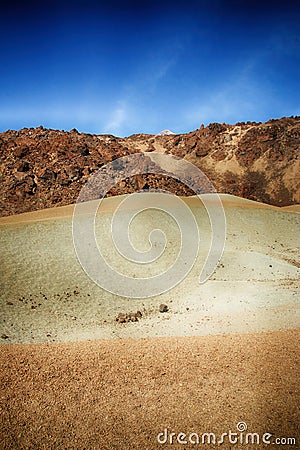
281;204;300;212
0;193;285;225
0;194;299;344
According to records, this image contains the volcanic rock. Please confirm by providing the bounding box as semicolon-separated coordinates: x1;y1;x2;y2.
0;116;299;217
159;304;169;313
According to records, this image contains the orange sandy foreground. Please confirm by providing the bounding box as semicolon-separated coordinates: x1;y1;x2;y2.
1;329;299;449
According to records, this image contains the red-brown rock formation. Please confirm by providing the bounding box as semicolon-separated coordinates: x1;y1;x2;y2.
0;117;299;217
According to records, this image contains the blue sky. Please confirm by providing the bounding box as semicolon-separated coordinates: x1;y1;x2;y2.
0;0;299;136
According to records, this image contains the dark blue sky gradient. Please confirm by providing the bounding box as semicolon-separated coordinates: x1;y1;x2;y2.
0;0;299;136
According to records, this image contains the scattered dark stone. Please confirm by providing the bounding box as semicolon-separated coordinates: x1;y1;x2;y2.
116;312;127;323
159;304;169;313
116;310;142;323
129;313;138;322
1;334;9;339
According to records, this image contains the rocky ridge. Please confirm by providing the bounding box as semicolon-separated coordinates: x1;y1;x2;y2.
0;116;299;217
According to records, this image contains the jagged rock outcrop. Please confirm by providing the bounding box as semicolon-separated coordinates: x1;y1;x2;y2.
0;117;299;217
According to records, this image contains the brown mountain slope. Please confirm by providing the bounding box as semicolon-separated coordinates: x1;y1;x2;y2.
0;116;299;217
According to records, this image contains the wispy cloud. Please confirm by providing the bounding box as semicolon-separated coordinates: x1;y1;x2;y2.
102;101;128;135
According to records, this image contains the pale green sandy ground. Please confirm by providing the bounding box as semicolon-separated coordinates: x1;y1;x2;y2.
0;194;299;344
